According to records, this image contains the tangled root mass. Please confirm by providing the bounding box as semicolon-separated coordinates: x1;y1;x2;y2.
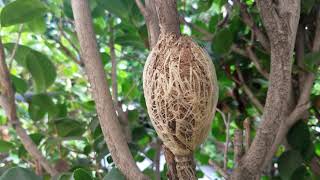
143;33;219;156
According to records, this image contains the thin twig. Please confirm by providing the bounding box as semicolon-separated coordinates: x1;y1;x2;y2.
135;0;148;17
216;109;231;171
234;0;270;52
8;24;23;70
245;46;269;79
208;160;229;179
235;65;264;112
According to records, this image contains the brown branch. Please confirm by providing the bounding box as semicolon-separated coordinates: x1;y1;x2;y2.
231;0;301;178
153;138;162;180
58;22;80;55
262;10;320;170
234;0;270;52
216;109;231;171
233;129;243;168
0;37;58;176
55;39;84;66
313;9;320;52
135;0;148;17
243;118;251;152
109;21;118;105
179;16;214;39
235;65;264;112
208;160;229;179
70;0;147;179
155;0;180;36
231;45;269;80
245;46;269;79
145;0;160;48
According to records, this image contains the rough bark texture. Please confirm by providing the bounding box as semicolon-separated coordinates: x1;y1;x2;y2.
70;1;147;179
0;38;58;176
231;0;300;179
145;0;160;48
154;0;180;36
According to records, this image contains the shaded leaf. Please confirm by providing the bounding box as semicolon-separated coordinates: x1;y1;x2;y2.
0;167;41;180
278;150;303;180
71;168;92;180
0;140;14;153
0;0;47;27
287;121;311;152
103;168;125;180
212;28;233;54
11;75;28;94
28;94;55;121
54;119;85;137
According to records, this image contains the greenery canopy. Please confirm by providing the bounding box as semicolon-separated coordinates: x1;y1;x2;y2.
0;0;319;180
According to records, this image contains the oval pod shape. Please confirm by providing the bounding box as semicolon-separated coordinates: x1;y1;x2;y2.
143;33;219;156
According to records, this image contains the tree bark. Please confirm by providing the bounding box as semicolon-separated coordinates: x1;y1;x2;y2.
0;37;58;176
231;0;300;179
70;1;148;179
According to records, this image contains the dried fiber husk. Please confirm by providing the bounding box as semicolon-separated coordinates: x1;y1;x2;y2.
143;33;219;157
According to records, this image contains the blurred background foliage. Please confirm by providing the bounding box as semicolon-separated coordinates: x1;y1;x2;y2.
0;0;319;179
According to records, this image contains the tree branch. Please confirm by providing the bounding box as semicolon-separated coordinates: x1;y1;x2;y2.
245;46;269;79
243;118;251;152
135;0;148;17
231;0;301;179
235;65;264;112
234;0;270;52
0;37;58;176
261;9;320;170
216;109;231;171
55;39;84;66
8;24;23;69
234;129;243;168
70;0;147;179
208;160;229;179
231;45;269;79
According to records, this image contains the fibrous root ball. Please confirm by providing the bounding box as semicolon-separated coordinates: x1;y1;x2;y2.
143;32;218;168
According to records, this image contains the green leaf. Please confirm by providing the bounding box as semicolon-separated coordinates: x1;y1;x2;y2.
278;150;303;180
301;0;315;14
56;173;72;180
195;152;210;165
0;140;14;153
28;94;55;121
29;133;44;145
99;0;131;20
304;51;320;73
71;168;93;180
197;0;213;12
103;168;125;180
25;16;46;34
0;167;41;180
209;15;220;33
54;119;85;137
287;121;311;152
10;75;28;94
1;0;47;27
26;51;56;92
212;28;234;54
290;166;311;180
4;44;56;92
315;141;320;156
